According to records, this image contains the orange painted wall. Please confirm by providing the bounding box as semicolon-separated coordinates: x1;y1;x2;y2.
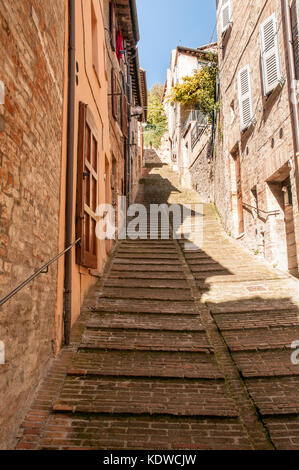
55;0;111;350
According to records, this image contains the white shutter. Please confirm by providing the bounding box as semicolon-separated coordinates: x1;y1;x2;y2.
260;13;282;95
221;0;232;33
238;65;253;131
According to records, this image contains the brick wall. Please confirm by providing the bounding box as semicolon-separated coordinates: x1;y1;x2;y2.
0;0;65;449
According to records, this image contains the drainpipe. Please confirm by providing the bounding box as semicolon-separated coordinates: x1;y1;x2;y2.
283;0;299;151
64;0;76;346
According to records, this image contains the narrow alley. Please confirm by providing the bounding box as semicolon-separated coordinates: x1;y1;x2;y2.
16;161;299;451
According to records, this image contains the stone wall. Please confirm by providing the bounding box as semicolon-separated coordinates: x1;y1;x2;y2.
0;0;65;449
189;125;214;203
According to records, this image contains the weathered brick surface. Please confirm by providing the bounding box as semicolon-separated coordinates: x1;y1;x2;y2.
37;414;252;450
81;328;209;352
0;0;65;449
54;376;238;417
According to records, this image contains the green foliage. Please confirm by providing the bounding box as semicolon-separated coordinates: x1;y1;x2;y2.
168;60;218;121
144;83;168;149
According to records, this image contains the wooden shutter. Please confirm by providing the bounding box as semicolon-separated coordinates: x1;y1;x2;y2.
76;102;99;269
260;13;282;95
122;94;128;138
221;0;232;33
110;1;116;51
111;69;117;120
238;65;253;131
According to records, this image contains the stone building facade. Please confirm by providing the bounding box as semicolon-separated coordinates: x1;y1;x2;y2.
163;44;217;194
0;0;146;449
214;0;299;276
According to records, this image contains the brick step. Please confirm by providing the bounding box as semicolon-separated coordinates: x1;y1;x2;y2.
210;303;298;315
184;253;222;260
80;328;210;352
113;258;181;265
37;414;250;450
190;265;231;273
186;259;220;266
223;326;299;352
116;252;178;258
99;287;192;301
264;416;299;450
120;241;175;246
87;313;203;331
93;299;198;314
68;350;222;379
203;274;288;283
52;376;237;417
111;264;183;272
214;311;299;330
108;271;186;280
246;376;299;416
194;271;231;280
104;279;189;289
232;349;299;378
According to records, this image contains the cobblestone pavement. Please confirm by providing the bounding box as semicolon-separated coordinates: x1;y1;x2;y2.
17;164;299;450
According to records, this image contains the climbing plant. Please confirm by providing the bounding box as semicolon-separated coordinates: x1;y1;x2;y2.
144;83;168;149
168;59;219;121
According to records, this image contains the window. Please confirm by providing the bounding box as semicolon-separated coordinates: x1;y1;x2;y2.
91;1;100;80
238;64;254;131
221;0;232;34
260;13;282;95
76;103;99;269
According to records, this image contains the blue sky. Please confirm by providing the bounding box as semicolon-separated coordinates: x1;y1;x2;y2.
136;0;217;90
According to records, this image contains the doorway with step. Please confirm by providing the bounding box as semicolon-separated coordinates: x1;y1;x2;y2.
267;166;298;277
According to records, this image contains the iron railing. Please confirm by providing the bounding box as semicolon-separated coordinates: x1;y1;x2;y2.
242;202;280;219
182;110;204;136
0;238;81;308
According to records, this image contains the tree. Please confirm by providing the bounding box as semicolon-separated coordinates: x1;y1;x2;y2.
168;60;218;121
144;83;167;149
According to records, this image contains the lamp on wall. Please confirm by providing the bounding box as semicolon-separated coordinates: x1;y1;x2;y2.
130;106;143;117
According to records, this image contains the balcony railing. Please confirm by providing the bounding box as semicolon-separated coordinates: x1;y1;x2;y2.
182;110;204;136
191;114;209;149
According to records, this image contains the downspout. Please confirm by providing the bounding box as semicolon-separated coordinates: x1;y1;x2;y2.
283;0;299;151
64;0;75;346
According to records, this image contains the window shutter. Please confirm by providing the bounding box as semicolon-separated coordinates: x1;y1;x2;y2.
221;0;232;33
122;93;128;138
110;1;116;51
260;13;282;95
238;65;253;131
76;102;98;269
111;69;117;120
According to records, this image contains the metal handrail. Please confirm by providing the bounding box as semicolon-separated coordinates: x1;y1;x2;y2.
242;202;280;216
0;238;81;308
